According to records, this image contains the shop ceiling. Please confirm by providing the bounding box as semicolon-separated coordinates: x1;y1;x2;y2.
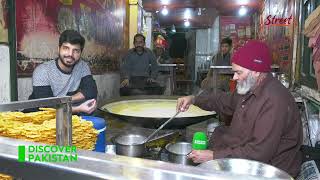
142;0;263;28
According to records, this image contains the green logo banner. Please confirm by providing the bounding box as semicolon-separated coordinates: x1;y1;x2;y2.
18;145;77;163
18;145;26;162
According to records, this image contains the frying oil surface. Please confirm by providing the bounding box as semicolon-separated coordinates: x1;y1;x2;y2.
106;100;213;118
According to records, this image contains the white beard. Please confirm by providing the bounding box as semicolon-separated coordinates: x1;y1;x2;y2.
236;73;257;95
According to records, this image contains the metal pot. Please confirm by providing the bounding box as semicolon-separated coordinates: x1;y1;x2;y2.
165;142;195;165
113;130;181;157
114;134;146;157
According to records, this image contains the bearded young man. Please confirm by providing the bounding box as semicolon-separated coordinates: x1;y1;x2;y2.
29;30;98;115
176;40;302;177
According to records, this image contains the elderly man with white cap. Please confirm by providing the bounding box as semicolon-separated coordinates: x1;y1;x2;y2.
176;40;302;177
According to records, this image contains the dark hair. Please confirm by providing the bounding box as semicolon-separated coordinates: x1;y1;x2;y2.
59;30;85;51
221;37;232;46
134;33;145;42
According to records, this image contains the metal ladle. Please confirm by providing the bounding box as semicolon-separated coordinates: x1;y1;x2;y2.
142;111;180;144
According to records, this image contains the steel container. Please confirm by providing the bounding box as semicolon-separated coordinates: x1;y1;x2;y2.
114;134;146;157
198;158;293;179
165;142;195;165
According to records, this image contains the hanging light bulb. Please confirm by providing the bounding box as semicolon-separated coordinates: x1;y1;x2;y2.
184;20;190;27
161;6;168;16
239;6;248;16
184;9;192;19
238;0;249;5
161;0;170;5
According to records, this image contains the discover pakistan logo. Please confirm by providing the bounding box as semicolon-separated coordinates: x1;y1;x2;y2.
18;145;78;163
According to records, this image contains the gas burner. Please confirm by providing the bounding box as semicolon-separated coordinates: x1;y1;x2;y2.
142;147;163;160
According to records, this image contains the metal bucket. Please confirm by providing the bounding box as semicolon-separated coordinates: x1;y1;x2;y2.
114;134;146;157
198;158;293;179
165;142;195;165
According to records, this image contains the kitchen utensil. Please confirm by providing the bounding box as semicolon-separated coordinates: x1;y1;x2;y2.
105;144;116;155
165;142;196;165
198;158;293;179
145;131;181;148
142;111;180;144
114;134;146;157
113;131;180;157
100;96;215;129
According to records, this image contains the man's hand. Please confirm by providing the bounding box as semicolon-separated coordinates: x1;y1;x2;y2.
73;99;97;114
120;79;129;88
176;95;195;112
187;150;214;163
71;92;85;103
147;78;156;84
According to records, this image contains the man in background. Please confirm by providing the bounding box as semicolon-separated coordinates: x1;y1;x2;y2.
120;33;162;95
201;37;233;91
201;37;233;125
154;34;171;65
154;36;174;95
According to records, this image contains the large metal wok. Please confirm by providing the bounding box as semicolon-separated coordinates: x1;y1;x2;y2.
100;95;216;129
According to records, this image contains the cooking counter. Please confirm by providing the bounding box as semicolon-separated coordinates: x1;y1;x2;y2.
0;136;285;180
0;96;292;180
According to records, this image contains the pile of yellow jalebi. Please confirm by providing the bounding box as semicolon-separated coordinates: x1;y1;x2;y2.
0;108;99;179
0;108;98;150
0;174;13;180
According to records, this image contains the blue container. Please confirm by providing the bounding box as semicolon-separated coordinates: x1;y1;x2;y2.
81;116;106;152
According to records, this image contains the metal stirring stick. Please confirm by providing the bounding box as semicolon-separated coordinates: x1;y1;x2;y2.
142;111;180;144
